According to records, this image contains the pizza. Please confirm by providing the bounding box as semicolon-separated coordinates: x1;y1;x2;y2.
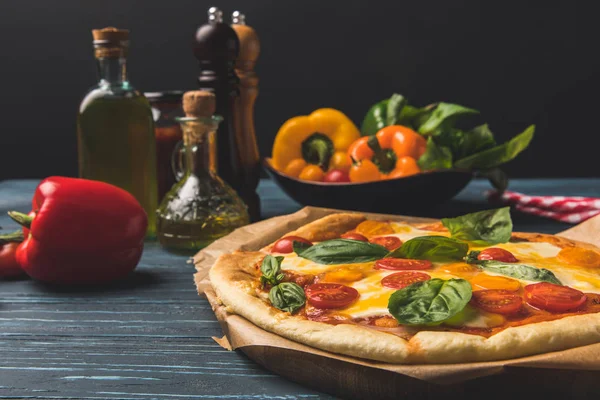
209;208;600;364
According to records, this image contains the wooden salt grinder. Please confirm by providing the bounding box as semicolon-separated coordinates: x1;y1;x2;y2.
231;11;261;221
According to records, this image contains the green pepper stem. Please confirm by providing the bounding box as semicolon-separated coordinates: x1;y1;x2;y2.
367;136;395;173
8;211;33;229
0;229;24;245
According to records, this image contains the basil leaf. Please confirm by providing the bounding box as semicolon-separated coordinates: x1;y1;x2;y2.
294;239;389;265
476;168;508;193
388;278;472;325
441;207;512;245
461;124;497;157
417;137;453;170
464;250;481;264
269;282;306;313
454;125;535;170
385;94;407;126
414;103;480;136
389;236;468;261
397;104;432;129
260;255;284;287
474;260;562;285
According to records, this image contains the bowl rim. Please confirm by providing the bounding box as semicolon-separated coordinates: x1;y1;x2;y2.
262;158;474;186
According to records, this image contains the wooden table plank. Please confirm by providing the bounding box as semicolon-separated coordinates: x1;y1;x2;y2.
1;178;598;399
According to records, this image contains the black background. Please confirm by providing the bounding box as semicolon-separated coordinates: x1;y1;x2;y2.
1;0;598;181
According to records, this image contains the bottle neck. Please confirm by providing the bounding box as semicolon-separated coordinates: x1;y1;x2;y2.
181;122;217;178
96;57;128;85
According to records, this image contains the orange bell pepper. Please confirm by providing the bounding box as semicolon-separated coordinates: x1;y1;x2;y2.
347;126;427;181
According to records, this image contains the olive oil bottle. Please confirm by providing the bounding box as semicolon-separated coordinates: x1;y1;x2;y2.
77;27;158;236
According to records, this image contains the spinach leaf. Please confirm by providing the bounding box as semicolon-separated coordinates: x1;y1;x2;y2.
435;125;496;161
454;125;535;169
388;278;472;325
294;239;389;265
386;94;407;126
260;255;285;287
414;103;480;136
269;282;306;313
397;104;433;129
441;207;512;245
476;168;508;193
417;137;453;170
473;260;562;285
388;236;468;261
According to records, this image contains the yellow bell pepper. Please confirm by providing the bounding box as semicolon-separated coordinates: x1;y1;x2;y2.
272;108;360;178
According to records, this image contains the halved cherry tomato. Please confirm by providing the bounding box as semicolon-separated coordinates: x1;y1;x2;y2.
324;169;350;183
471;290;523;315
340;232;368;241
369;236;402;251
524;282;587;313
375;258;433;270
557;247;600;268
305;283;359;309
0;243;24;278
272;236;313;254
381;271;430;289
354;220;394;237
469;274;521;292
477;248;518;263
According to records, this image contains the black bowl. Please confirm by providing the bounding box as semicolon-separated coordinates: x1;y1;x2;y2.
263;158;473;214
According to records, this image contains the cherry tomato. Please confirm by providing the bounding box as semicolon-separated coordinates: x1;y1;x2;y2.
557;247;600;268
305;283;359;309
349;159;380;183
283;158;307;178
299;164;325;182
381;271;430;289
477;248;518;263
369;236;402;251
340;232;368;241
524;282;587;313
374;258;433;270
469;274;521;292
272;236;313;254
0;243;24;278
471;290;523;315
355;220;394;237
329;151;352;172
324;169;350;183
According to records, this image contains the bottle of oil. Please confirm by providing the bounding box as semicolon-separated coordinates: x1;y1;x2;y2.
77;27;158;237
156;91;249;253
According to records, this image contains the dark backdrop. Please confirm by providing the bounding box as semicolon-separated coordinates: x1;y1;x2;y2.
1;0;598;181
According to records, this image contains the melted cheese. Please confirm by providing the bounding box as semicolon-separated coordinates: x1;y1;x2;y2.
276;222;600;325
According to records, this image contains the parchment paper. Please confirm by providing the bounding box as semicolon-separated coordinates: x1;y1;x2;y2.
193;206;600;385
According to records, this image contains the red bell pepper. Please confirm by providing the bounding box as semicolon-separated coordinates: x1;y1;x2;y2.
6;177;147;284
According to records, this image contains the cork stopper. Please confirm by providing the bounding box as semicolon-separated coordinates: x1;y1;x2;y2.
183;91;216;118
92;27;129;58
181;91;217;146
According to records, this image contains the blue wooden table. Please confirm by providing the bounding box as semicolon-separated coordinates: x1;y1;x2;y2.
0;178;598;399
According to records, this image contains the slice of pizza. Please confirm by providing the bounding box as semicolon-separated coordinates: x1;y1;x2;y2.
209;208;600;364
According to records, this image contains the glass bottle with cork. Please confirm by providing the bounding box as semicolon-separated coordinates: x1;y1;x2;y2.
77;27;158;237
156;91;249;253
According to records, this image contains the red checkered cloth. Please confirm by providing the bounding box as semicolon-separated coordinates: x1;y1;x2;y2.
486;190;600;223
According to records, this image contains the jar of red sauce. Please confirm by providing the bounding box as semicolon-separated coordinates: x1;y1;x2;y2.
145;91;185;201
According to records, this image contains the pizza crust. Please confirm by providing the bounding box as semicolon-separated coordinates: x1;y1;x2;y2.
209;212;600;364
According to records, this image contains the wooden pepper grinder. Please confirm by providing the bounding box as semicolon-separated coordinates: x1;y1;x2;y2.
231;11;261;221
193;7;260;221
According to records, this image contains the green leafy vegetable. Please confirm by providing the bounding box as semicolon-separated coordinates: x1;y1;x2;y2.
388;236;468;261
388;278;472;325
454;125;535;170
294;239;389;265
260;255;285;287
269;282;306;313
437;125;497;161
471;260;562;285
441;207;512;245
464;250;480;264
385;94;407;126
476;168;508;193
414;103;479;136
417;137;453;170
